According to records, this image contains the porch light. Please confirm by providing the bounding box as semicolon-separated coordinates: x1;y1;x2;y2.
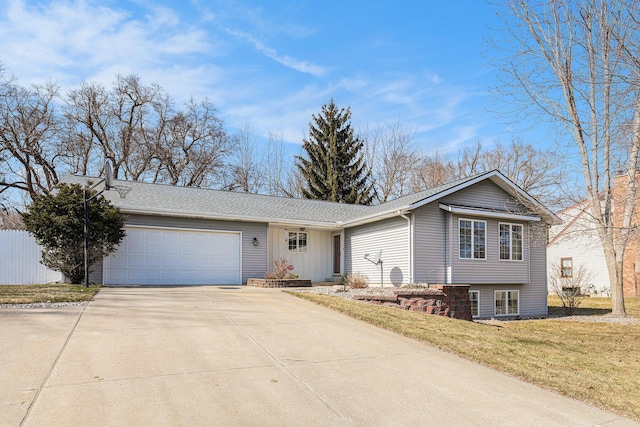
253;237;259;246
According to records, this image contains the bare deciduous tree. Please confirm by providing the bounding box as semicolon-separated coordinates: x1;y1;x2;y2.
282;164;306;199
495;0;640;315
61;81;110;176
549;262;595;315
155;98;231;187
0;73;60;200
64;75;231;188
224;123;263;193
364;120;418;203
0;208;25;230
64;74;162;181
409;152;456;193
263;130;289;196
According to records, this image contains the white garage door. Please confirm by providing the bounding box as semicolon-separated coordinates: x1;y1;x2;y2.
104;227;241;285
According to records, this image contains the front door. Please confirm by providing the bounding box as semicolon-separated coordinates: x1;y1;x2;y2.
333;235;341;274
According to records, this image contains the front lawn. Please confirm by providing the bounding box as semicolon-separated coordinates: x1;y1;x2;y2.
0;284;100;304
548;294;640;317
291;292;640;422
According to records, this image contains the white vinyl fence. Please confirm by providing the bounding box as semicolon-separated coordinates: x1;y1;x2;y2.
0;230;62;285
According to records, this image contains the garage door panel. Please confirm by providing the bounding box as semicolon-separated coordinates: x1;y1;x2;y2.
104;227;241;285
145;256;161;268
127;256;145;268
162;245;178;256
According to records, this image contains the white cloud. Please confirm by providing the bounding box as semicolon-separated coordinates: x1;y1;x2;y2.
0;0;213;88
224;28;327;77
438;125;480;153
0;0;494;158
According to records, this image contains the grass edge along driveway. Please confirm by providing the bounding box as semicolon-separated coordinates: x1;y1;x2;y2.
0;284;100;304
290;292;640;422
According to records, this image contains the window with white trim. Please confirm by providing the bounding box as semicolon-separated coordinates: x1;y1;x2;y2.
495;290;519;315
469;290;479;317
499;223;523;261
459;219;486;259
288;232;308;253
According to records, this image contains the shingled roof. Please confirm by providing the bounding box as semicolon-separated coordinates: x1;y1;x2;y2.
62;170;557;228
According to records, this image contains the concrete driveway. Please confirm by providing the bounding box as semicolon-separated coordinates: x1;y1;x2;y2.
1;286;637;427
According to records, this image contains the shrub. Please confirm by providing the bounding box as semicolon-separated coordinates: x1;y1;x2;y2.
264;257;294;279
23;183;125;284
548;262;594;315
346;272;369;289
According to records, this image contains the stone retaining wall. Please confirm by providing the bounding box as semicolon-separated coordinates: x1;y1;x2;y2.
246;278;312;288
355;284;472;321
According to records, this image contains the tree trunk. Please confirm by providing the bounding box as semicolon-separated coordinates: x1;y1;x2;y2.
612;260;627;317
602;228;627;317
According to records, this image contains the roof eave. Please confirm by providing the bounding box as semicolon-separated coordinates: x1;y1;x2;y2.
341;207;412;228
119;207;343;230
438;203;541;222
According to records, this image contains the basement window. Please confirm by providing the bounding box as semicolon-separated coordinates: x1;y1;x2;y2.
469;290;479;317
495;290;519;316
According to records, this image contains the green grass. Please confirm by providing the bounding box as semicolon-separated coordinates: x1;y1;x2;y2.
0;283;100;304
290;292;640;422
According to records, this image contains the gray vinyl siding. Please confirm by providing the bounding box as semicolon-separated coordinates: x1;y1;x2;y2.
466;227;548;318
344;216;409;286
443;180;529;284
438;179;525;212
414;179;548;317
96;214;268;284
526;224;549;316
469;281;547;318
413;180;530;284
450;216;529;284
413;203;447;283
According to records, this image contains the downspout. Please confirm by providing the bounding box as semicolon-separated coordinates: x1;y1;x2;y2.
398;211;413;284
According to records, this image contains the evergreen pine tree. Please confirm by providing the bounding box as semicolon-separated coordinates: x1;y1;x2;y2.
295;99;374;205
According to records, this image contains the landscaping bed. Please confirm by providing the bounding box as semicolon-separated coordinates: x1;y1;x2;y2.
247;278;312;288
353;284;472;321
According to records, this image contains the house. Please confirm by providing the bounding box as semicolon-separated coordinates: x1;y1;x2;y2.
546;201;610;296
547;173;640;297
62;170;558;318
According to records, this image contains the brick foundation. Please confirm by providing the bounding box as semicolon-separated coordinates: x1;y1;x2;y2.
246;278;312;288
354;284;472;321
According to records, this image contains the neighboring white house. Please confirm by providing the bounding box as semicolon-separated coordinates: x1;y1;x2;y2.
546;202;610;296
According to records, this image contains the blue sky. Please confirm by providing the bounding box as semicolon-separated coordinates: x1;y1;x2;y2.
0;0;551;155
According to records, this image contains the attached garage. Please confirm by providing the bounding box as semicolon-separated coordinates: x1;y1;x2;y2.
103;226;242;285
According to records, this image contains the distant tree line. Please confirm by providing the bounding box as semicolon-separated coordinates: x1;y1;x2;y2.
0;63;564;212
